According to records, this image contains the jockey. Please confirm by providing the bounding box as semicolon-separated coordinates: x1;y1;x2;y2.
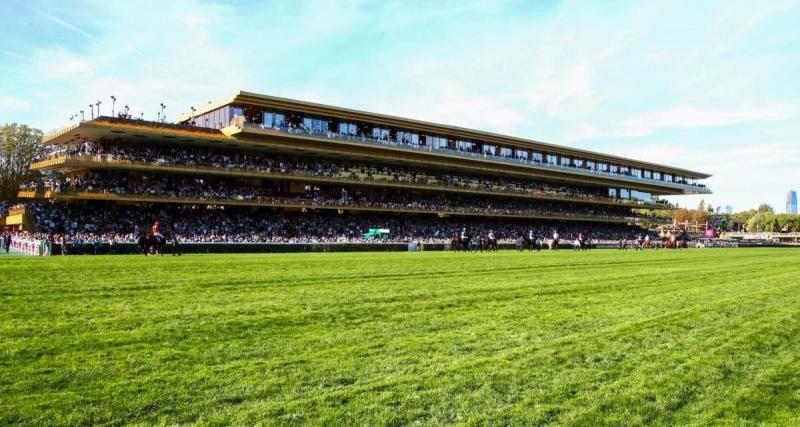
528;229;534;241
460;228;468;240
488;229;495;241
552;231;559;241
152;220;164;241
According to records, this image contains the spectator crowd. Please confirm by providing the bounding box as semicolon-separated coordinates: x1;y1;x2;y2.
25;171;645;222
17;202;648;245
35;142;667;207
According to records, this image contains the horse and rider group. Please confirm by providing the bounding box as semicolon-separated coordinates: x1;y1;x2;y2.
451;228;580;252
138;220;180;256
451;228;692;253
450;228;499;252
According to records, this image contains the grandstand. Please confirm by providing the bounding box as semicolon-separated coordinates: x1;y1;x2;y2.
13;91;711;250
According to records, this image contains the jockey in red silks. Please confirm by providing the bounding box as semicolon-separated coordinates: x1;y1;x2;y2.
152;220;164;240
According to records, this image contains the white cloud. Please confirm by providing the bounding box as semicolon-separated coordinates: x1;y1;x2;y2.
566;105;800;142
25;5;100;42
625;106;799;130
0;96;31;111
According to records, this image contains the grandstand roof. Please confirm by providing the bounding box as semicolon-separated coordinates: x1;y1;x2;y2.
177;90;711;180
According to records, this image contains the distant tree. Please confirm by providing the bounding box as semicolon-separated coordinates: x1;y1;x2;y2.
747;212;782;232
697;199;706;212
757;203;774;214
673;209;709;228
0;123;45;202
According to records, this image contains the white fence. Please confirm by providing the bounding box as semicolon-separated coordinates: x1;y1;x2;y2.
9;238;44;256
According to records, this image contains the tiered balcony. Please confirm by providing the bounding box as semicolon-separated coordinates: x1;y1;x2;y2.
32;154;674;210
18;190;662;224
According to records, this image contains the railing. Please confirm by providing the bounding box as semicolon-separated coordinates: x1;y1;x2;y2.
239;122;711;193
8;238;43;256
94;116;222;134
32;154;675;210
43;117;223;144
42;123;80;144
18;190;648;224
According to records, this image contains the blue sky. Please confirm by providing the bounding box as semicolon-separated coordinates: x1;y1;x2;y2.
1;0;799;211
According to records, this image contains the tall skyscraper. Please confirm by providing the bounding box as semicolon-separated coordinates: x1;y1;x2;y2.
787;190;798;214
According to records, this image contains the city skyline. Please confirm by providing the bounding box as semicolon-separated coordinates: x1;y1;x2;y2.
1;0;799;211
787;190;798;214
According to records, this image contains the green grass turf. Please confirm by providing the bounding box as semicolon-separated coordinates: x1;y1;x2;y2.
1;249;799;425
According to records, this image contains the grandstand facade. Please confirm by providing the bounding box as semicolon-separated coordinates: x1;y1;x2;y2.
16;91;711;246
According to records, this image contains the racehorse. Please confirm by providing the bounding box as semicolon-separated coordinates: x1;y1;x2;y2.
518;235;540;252
451;234;472;252
482;235;497;252
139;233;165;256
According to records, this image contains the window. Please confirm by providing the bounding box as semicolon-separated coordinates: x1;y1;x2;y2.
500;147;513;157
643;170;652;179
515;149;529;160
620;189;630;199
398;131;419;145
560;157;571;167
263;112;286;128
630;190;652;202
303;117;328;133
574;159;584;168
608;188;618;198
372;127;389;140
427;135;447;149
663;174;673;182
483;144;496;155
339;122;357;135
546;154;558;165
631;169;641;178
229;106;244;118
620;166;630;175
532;152;543;162
586;161;595;170
457;140;473;151
610;165;619;174
598;163;608;172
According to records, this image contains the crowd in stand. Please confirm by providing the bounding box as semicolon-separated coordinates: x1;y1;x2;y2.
24;171;644;221
36;142;667;207
18;202;648;245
